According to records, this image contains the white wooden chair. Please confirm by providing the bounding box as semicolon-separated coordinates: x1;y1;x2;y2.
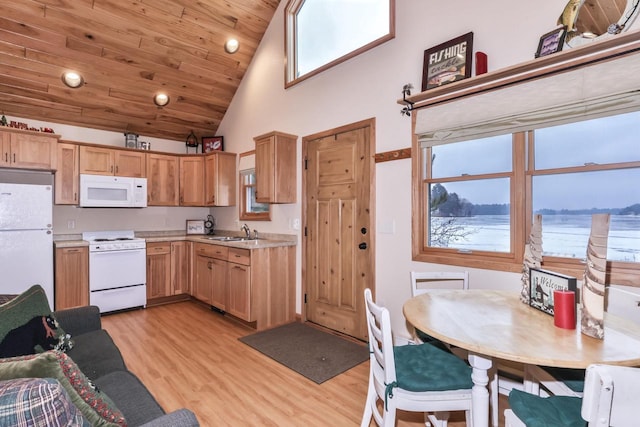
410;271;505;427
505;364;640;427
361;288;474;427
523;365;583;397
409;271;469;350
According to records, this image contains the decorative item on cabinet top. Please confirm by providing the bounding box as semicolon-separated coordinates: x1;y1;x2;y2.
185;130;199;153
202;136;224;153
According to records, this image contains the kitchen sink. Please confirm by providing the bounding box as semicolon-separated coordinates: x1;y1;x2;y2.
205;236;258;242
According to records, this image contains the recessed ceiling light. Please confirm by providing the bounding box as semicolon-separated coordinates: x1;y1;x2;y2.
153;93;170;107
61;71;84;88
224;38;239;54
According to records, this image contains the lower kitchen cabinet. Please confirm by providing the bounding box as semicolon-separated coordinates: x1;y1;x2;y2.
146;242;171;300
210;258;227;309
227;261;251;321
193;243;228;309
54;246;89;310
192;242;295;330
146;241;191;305
193;253;213;304
171;241;191;295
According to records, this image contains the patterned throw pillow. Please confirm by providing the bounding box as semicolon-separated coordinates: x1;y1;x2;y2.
0;378;90;426
0;351;127;427
0;285;73;357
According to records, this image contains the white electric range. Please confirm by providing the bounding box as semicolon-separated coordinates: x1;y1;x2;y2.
82;230;146;313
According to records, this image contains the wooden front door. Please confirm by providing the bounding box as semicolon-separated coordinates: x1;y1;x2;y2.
303;119;375;341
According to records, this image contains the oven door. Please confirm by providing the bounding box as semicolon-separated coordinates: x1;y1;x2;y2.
89;248;146;291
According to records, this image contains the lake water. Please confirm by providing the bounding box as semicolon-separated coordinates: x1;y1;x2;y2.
435;215;640;262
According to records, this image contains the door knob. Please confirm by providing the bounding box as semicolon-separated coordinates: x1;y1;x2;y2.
359;242;367;250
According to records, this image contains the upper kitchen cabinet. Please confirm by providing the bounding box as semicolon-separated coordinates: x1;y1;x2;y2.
254;131;297;203
147;153;179;206
179;156;205;206
79;145;146;177
204;152;237;206
54;142;79;205
1;129;59;171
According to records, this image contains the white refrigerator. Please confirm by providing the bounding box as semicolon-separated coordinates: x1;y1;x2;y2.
0;180;54;307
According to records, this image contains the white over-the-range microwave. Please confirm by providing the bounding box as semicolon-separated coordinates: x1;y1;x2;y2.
79;174;147;208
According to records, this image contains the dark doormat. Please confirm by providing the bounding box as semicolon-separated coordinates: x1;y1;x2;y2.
239;322;369;384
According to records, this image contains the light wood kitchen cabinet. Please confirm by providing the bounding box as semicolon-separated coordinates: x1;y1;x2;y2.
80;145;146;177
1;129;58;171
179;156;205;206
147;241;192;305
193;253;214;304
227;248;251;321
192;242;295;330
204;152;237;206
146;153;179;206
254;131;297;204
54;246;89;310
54;143;79;205
146;242;171;300
210;258;228;310
171;241;191;295
193;243;228;309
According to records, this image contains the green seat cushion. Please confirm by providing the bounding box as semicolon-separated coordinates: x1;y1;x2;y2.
393;343;473;392
0;378;90;426
508;389;586;427
0;351;127;427
543;367;585;393
0;285;73;357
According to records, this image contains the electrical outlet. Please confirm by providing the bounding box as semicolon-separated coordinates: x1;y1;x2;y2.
67;220;75;230
292;218;300;230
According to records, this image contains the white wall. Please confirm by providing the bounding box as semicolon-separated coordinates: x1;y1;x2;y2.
214;0;585;341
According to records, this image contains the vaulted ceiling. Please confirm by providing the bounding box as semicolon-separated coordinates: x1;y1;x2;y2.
0;0;280;142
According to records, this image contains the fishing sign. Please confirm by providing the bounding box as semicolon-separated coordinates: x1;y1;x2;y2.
422;32;473;91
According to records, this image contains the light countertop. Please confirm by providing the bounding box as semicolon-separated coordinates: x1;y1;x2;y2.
53;230;297;250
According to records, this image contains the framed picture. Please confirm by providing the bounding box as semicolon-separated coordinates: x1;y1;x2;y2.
422;32;473;91
535;27;566;58
186;219;205;235
202;136;224;153
529;268;577;315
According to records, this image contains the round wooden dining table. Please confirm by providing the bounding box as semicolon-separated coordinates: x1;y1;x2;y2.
403;290;640;427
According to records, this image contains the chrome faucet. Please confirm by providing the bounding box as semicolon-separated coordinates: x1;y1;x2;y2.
241;223;250;238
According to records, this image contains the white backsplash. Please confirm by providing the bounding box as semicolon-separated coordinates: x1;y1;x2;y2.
53;205;212;234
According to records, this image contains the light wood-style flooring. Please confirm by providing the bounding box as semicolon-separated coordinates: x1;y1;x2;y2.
101;301;507;426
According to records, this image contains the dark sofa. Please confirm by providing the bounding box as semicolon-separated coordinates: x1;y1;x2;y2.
55;305;199;427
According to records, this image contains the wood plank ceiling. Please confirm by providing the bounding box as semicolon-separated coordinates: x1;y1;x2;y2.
0;0;280;142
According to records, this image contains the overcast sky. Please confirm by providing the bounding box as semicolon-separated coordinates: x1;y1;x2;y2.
433;112;640;210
